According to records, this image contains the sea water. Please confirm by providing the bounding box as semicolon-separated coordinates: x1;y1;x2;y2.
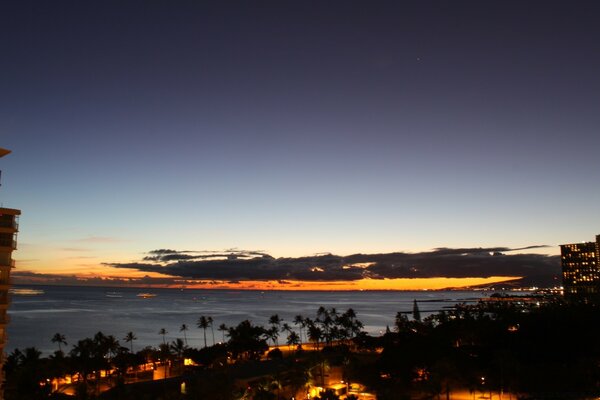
7;285;489;354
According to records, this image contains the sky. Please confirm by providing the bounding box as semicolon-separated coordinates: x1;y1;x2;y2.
1;1;598;289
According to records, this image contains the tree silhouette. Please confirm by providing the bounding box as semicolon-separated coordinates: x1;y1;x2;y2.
413;299;422;322
268;314;282;346
227;320;268;360
51;333;67;353
218;323;228;343
170;338;187;359
197;316;210;348
286;331;300;350
307;319;323;350
266;326;279;346
180;323;189;346
4;347;50;399
102;334;120;361
294;314;306;343
124;331;137;353
395;312;411;333
208;316;215;346
70;337;104;392
159;328;168;345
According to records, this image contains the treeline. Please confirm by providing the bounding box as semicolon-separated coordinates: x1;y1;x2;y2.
364;298;600;399
7;298;600;400
3;307;364;400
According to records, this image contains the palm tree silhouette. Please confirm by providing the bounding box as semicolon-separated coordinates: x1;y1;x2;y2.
104;334;120;361
218;323;228;343
170;338;186;359
197;316;210;348
286;331;300;350
124;331;137;353
159;328;168;345
208;316;215;346
294;315;306;343
180;324;189;346
307;320;323;350
268;314;282;346
51;333;67;353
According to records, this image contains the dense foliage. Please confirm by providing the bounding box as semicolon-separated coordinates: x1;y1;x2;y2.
372;299;600;399
6;299;600;399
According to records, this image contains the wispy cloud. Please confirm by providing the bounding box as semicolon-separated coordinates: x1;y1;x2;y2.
11;270;176;286
61;247;92;252
74;236;125;243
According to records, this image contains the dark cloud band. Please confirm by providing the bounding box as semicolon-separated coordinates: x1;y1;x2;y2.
104;247;560;285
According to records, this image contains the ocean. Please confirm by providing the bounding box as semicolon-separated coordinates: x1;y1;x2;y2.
7;285;491;355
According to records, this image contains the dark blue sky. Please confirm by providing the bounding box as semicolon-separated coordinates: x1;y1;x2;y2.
1;1;599;277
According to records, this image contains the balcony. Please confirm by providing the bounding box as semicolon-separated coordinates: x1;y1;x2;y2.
0;238;16;250
0;220;18;230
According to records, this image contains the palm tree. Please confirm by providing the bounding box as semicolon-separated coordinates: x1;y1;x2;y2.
197;316;210;347
51;333;67;353
48;348;69;385
70;338;98;389
339;308;363;343
320;310;335;345
159;328;168;345
281;322;293;334
268;314;282;346
218;323;228;343
9;347;48;398
104;335;120;360
227;320;269;360
351;318;364;340
266;326;279;346
170;338;187;359
286;331;300;350
158;343;172;380
124;331;137;353
208;316;215;346
294;315;306;343
281;322;294;344
180;324;189;346
307;321;323;350
316;306;327;321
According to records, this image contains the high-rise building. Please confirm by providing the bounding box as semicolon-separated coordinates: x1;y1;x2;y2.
560;235;600;301
0;148;20;400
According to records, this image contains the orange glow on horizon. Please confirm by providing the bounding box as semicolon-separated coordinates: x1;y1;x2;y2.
177;276;521;291
13;272;521;291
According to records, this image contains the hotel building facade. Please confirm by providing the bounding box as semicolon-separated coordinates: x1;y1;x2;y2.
560;235;600;301
0;148;20;399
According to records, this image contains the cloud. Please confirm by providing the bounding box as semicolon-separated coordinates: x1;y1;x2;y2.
11;270;178;287
61;247;92;252
142;249;273;262
105;247;561;286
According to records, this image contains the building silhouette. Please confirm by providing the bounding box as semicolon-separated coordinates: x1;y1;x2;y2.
0;148;20;400
560;234;600;301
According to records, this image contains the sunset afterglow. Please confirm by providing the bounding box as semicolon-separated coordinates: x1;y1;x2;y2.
11;273;520;291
